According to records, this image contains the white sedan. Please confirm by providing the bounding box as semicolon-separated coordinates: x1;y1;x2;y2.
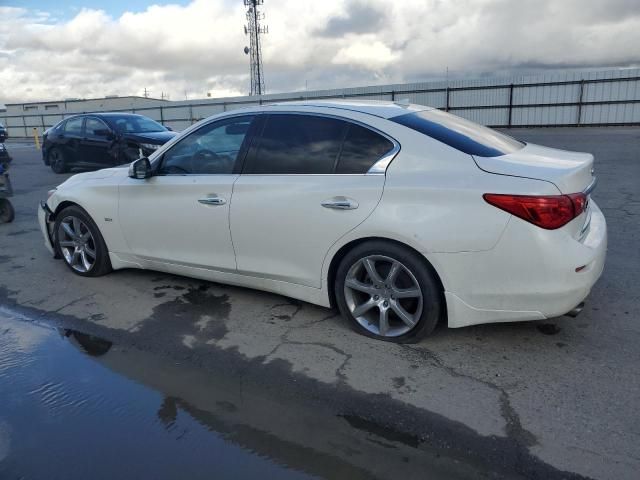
38;100;607;342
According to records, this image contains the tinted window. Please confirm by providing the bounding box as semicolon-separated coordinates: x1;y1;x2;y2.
85;118;110;139
158;116;254;175
108;115;166;133
245;115;346;174
337;124;394;174
390;109;524;157
64;117;83;136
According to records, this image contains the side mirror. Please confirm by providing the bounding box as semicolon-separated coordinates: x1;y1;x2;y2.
128;157;152;179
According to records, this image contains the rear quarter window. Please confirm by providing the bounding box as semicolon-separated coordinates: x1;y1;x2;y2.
390;109;524;157
336;124;394;174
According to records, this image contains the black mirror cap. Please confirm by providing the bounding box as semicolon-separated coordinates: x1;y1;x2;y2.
128;157;152;179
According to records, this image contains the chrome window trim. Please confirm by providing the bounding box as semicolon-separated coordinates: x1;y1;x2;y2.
366;142;401;174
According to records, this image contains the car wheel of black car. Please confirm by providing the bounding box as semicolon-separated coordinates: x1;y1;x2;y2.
0;199;15;223
48;148;67;174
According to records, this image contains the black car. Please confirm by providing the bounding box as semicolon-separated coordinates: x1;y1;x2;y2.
0;123;7;142
42;113;176;173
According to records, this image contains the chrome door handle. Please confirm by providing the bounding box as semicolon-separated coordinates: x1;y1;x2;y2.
198;196;226;206
321;197;359;210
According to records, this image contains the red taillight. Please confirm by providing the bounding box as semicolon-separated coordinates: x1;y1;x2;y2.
567;193;587;216
483;192;587;230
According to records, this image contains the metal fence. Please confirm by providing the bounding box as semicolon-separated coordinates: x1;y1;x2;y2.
3;67;640;138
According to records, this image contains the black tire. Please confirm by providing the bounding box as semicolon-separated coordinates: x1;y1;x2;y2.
334;240;442;343
0;198;14;223
49;147;67;174
53;205;112;277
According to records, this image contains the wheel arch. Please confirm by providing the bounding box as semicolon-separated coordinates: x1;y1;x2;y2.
52;200;83;220
51;201;114;276
51;201;112;252
326;236;447;318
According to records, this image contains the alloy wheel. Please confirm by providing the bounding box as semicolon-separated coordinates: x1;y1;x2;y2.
344;255;423;337
57;216;97;273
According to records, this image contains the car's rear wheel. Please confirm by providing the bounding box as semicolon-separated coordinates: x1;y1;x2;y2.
48;148;67;174
335;241;442;343
53;206;112;277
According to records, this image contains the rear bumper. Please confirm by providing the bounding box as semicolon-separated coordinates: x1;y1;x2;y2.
38;201;56;255
431;201;607;328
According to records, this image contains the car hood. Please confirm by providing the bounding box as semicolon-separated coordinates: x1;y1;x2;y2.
56;166;129;189
122;131;176;144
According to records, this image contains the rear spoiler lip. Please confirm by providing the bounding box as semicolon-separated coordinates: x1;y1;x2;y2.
583;177;597;195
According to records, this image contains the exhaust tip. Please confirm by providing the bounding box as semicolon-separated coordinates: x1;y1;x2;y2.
565;302;585;318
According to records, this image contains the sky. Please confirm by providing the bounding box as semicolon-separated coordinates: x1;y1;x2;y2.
1;0;639;103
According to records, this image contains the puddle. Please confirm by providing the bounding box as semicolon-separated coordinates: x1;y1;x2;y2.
0;313;479;480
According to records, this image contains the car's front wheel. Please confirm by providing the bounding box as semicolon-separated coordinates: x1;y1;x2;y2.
335;241;442;343
53;206;112;277
48;148;67;174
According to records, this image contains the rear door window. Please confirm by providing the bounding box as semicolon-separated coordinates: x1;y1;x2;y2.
243;114;396;174
390;109;524;157
84;118;110;140
243;114;346;174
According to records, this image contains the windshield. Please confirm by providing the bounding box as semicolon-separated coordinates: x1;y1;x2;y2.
108;115;166;134
390;109;524;157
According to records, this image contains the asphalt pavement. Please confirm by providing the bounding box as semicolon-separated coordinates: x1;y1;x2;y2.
0;128;639;479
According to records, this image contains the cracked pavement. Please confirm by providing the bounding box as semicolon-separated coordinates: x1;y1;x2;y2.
1;127;639;479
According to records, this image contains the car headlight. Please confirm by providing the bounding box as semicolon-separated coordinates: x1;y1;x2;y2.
139;143;160;151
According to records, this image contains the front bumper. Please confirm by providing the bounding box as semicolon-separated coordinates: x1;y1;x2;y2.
38;201;56;255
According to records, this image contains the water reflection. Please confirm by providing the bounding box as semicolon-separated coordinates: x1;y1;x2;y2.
63;330;113;356
0;317;481;480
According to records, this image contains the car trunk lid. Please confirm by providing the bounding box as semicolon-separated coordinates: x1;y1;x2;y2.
473;142;594;194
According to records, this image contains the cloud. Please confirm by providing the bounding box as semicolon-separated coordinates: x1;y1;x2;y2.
0;0;639;103
332;39;400;69
317;1;387;37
